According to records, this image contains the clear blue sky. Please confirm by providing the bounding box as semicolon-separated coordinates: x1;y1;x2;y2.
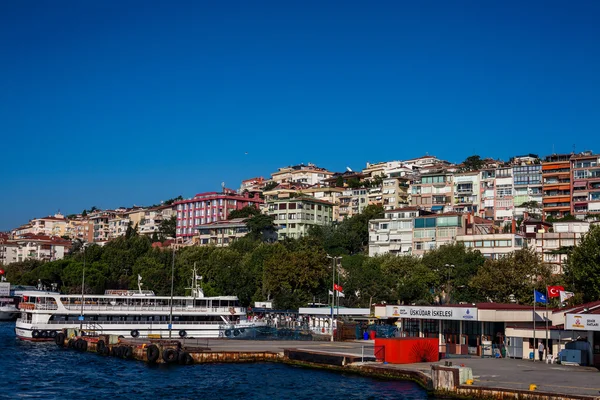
1;1;599;230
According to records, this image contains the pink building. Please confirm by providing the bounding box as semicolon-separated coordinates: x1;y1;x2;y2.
174;189;263;239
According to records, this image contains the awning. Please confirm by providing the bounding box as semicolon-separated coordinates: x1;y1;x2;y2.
431;205;444;211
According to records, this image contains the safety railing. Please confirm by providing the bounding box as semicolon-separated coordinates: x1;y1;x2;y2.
61;304;245;313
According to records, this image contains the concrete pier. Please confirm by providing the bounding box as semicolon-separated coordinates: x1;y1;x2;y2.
58;335;600;400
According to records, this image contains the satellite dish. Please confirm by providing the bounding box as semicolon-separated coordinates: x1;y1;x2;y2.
346;167;353;172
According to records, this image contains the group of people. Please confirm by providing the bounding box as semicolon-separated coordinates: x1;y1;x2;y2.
248;312;310;329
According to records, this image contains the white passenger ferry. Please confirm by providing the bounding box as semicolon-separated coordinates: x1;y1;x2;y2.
15;273;263;341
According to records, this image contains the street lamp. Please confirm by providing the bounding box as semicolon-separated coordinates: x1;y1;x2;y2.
326;255;342;342
169;239;179;339
79;243;88;332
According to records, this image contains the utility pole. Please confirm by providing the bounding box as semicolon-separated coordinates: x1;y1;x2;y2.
79;244;86;332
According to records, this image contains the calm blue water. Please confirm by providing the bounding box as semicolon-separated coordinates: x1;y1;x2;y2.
0;323;430;400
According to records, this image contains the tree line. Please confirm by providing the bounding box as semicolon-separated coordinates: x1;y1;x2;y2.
4;206;600;309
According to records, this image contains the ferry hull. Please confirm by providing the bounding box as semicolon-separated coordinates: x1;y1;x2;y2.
15;321;265;341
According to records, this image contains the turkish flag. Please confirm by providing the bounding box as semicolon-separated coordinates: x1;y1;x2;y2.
334;284;343;292
547;286;565;298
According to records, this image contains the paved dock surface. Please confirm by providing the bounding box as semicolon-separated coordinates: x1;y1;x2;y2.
378;357;600;398
179;339;600;397
180;338;375;359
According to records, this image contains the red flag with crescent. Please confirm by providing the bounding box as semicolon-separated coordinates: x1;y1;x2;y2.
547;286;564;298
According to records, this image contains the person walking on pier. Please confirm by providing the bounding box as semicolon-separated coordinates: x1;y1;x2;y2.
538;341;544;361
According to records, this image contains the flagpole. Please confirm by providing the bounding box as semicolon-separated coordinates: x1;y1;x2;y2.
336;261;340;319
545;286;549;362
533;288;536;362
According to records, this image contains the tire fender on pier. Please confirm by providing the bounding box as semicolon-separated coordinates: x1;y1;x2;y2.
146;344;160;363
162;348;179;364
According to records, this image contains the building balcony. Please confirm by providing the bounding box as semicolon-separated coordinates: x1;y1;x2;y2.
542;205;571;211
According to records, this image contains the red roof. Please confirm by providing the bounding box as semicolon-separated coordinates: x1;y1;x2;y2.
553;300;600;315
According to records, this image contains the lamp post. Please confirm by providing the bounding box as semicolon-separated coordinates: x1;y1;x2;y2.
79;243;87;332
326;255;342;342
169;240;178;339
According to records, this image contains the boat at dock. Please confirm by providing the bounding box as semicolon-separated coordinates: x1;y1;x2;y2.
15;273;264;341
1;281;53;322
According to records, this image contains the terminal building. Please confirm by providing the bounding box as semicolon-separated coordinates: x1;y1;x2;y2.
374;303;599;367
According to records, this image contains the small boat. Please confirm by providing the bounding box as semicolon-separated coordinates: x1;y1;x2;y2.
0;282;50;322
0;297;19;321
15;270;264;341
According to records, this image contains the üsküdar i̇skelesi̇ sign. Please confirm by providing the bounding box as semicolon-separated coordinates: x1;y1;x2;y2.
386;305;478;321
566;314;600;331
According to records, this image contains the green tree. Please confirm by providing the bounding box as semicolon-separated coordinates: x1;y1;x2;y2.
159;216;176;239
262;244;328;309
341;254;386;308
460;155;484;172
335;176;344;187
564;225;600;302
470;248;552;304
380;254;437;304
347;177;362;189
163;195;183;206
422;243;486;304
263;181;279;191
125;222;138;239
245;214;277;241
228;205;260;220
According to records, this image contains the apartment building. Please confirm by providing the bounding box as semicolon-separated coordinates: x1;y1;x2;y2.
239;176;266;196
108;215;131;239
266;196;333;240
453;171;479;214
479;168;496;219
456;233;525;259
174;189;262;239
0;235;18;265
195;218;250;246
29;214;68;237
533;220;590;274
300;185;344;222
513;164;543;218
542;154;572;219
338;188;369;220
271;163;334;186
64;218;94;242
368;207;432;256
410;168;454;213
402;155;446;171
571;152;600;218
494;166;514;223
89;210;119;242
411;213;468;256
4;234;72;263
11;224;34;238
